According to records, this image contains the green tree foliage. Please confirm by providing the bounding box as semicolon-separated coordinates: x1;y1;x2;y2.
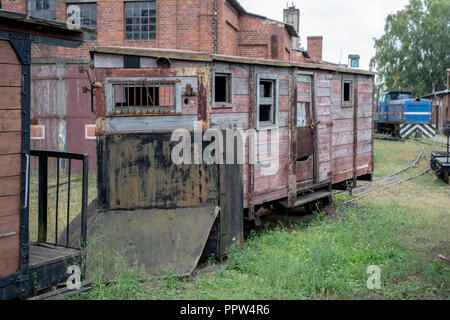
370;0;450;98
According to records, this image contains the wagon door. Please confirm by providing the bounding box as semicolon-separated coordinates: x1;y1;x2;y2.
296;74;315;182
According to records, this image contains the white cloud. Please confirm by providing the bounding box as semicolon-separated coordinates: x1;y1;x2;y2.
237;0;410;70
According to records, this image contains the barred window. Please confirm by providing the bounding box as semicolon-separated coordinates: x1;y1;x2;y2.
67;3;98;41
125;1;156;41
111;80;177;115
29;0;56;20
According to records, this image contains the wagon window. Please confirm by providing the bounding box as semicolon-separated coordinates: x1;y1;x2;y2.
257;78;278;128
214;73;232;105
110;80;177;115
29;0;56;20
343;80;353;106
125;1;156;41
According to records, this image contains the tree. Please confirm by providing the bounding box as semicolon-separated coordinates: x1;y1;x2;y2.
370;0;450;99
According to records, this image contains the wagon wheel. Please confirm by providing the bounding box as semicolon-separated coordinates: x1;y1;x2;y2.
305;196;332;214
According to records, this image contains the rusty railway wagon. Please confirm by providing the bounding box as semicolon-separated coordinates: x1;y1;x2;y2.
0;10;94;300
90;47;375;275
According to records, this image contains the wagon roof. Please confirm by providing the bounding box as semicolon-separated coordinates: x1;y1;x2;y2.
422;89;450;98
91;46;377;76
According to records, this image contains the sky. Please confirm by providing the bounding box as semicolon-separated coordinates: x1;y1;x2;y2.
237;0;410;70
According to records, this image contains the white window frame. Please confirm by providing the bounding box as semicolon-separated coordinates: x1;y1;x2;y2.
256;74;279;130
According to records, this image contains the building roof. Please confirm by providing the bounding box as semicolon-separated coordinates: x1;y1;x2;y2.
91;46;377;76
422;89;450;98
0;9;95;42
226;0;299;38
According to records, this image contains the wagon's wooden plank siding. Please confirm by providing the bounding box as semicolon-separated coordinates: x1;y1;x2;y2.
357;129;372;143
0;234;20;277
0;110;22;132
211;113;249;129
314;72;333;183
0;65;22;87
0;195;21;218
241;68;291;207
355;77;374;174
0;154;21;178
357;152;372;167
0;176;21;197
0;87;22;109
0;214;20;236
329;73;358;184
0;40;22;278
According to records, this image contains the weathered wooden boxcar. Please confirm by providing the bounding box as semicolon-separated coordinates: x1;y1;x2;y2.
0;10;93;300
91;47;375;275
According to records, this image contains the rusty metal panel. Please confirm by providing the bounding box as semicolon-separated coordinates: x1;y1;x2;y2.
98;133;219;211
90;206;219;276
219;135;244;254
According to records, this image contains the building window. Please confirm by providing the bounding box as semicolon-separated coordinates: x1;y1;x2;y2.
213;73;232;106
67;3;97;41
343;80;353;106
257;76;278;128
110;80;177;115
29;0;56;20
125;1;156;41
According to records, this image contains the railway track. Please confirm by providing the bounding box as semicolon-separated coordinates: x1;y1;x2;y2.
336;140;433;204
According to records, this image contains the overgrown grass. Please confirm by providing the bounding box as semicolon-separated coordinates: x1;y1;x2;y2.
29;167;97;243
74;139;449;300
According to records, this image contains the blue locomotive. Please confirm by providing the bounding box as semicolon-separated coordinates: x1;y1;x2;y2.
375;91;436;138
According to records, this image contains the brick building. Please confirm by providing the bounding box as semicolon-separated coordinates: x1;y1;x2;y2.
0;0;326;172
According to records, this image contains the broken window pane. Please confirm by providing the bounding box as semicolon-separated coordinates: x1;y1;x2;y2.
259;105;272;122
257;78;277;127
214;74;231;103
343;81;352;104
260;81;273;98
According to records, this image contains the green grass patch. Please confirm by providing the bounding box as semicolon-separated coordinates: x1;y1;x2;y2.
75;139;449;300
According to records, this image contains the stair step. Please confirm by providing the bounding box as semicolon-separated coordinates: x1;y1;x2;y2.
278;190;331;209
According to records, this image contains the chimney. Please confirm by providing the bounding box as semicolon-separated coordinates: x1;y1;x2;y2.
307;36;323;60
283;5;300;50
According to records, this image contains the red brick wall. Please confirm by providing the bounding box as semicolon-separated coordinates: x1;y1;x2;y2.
237;14;291;60
2;0;27;13
307;36;323;60
4;0;219;59
4;0;300;62
220;1;239;56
